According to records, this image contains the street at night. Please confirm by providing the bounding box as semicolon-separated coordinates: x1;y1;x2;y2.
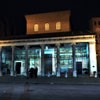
0;83;100;100
0;1;100;100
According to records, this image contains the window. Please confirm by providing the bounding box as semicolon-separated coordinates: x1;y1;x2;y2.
94;21;96;26
45;23;49;31
34;24;39;31
56;22;61;30
98;21;100;25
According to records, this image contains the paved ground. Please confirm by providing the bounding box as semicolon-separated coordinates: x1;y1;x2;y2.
1;76;100;85
0;76;100;100
0;83;100;100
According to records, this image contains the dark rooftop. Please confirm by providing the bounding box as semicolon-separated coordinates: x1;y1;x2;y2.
0;31;95;40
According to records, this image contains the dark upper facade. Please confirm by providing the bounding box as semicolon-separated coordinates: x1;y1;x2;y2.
0;10;71;38
0;10;94;40
90;17;100;33
90;17;100;55
0;16;26;37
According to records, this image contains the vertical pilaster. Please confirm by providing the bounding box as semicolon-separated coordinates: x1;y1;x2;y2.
0;47;2;76
25;45;29;78
10;46;14;76
41;45;44;76
89;42;97;77
56;43;60;77
72;43;77;77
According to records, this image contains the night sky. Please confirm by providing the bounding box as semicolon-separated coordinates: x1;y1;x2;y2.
0;0;100;33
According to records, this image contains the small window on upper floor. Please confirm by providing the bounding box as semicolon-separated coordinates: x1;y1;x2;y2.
97;34;100;38
34;24;39;31
98;21;100;25
56;22;61;30
94;21;96;26
45;23;49;31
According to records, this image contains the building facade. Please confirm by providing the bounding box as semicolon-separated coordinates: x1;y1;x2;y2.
25;11;71;35
0;11;97;77
0;34;97;77
90;17;100;73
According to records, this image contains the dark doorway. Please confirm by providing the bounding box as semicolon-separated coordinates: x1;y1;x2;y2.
76;62;82;75
44;54;52;75
15;62;21;74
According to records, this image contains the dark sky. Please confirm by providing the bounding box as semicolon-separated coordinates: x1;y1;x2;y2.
0;0;100;31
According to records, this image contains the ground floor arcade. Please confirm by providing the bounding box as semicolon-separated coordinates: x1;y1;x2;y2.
0;35;97;77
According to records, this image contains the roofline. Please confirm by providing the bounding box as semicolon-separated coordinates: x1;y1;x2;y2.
0;31;95;40
25;10;71;18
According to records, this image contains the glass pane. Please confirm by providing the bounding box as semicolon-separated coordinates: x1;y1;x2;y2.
76;43;89;75
34;24;39;31
56;22;61;30
28;48;41;75
59;43;73;76
2;46;12;75
45;23;49;31
14;46;26;75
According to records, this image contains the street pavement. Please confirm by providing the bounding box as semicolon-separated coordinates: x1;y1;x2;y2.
1;76;100;85
0;83;100;100
0;76;100;100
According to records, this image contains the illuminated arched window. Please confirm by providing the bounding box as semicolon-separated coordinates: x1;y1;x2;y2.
45;23;49;31
34;24;39;31
56;22;61;30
